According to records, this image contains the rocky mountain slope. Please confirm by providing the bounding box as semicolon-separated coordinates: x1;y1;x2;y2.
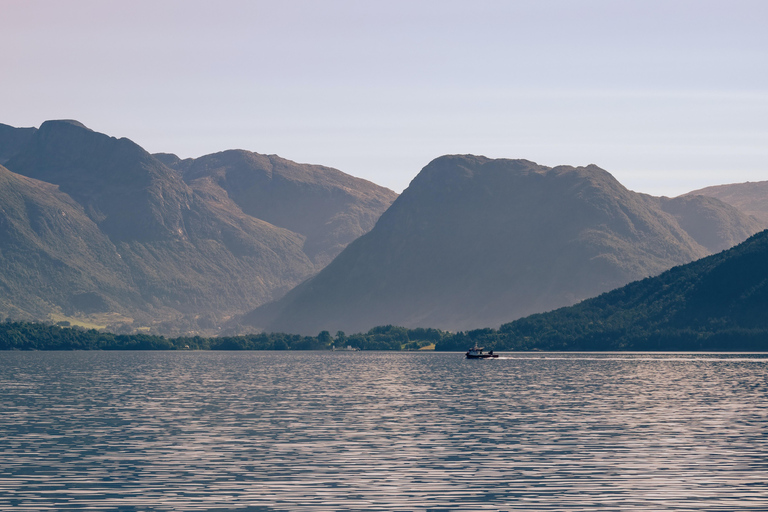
157;149;396;267
685;181;768;226
249;155;762;335
0;163;140;323
0;120;396;334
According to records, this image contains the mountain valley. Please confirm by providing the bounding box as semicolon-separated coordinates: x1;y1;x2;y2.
0;120;396;334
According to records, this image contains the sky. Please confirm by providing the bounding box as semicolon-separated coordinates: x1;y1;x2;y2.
2;0;766;195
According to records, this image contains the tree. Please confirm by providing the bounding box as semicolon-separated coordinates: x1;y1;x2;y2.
318;330;333;347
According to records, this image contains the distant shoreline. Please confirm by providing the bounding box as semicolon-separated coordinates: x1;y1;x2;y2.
2;321;766;353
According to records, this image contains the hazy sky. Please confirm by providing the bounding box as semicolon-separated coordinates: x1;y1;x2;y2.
2;0;766;195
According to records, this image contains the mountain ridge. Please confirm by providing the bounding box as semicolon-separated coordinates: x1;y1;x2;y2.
248;155;762;335
166;148;397;267
0;123;37;165
0;163;141;322
0;120;396;334
685;181;768;226
467;228;768;351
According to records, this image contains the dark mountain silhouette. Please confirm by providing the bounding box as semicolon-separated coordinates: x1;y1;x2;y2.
250;155;762;335
685;181;768;227
0;121;396;334
482;228;768;351
0;122;36;164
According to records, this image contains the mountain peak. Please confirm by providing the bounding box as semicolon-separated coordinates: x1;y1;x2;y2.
180;148;398;266
0;123;37;164
0;121;397;335
250;156;761;335
39;119;91;131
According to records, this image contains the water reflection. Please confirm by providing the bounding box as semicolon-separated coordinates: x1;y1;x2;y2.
1;351;766;511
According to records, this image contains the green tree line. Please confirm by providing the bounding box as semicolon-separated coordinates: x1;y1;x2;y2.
0;321;449;351
3;317;767;352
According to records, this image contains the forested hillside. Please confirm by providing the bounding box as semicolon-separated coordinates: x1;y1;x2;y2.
437;229;768;352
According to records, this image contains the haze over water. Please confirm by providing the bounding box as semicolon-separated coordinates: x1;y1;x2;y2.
1;351;767;511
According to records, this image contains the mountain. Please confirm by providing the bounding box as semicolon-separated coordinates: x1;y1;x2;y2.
249;155;762;335
0;163;140;322
157;149;397;267
654;194;766;253
0;123;36;164
685;181;768;227
0;120;396;334
469;228;768;351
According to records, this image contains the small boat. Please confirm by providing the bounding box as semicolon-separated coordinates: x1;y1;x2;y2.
332;345;359;351
465;343;498;359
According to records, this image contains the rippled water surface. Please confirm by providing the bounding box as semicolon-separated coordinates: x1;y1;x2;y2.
1;351;767;511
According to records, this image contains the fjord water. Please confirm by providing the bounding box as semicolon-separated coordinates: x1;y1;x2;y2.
1;352;766;511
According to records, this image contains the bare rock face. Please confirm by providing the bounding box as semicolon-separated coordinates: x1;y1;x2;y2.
251;155;762;335
0;120;396;335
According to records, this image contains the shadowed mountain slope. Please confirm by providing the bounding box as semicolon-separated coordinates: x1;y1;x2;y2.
0;123;36;164
8;120;195;242
685;181;768;227
160;149;397;267
250;155;762;335
0;164;140;321
655;194;765;253
484;228;768;351
1;121;395;334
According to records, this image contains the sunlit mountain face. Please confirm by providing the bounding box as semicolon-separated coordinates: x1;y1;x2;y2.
0;120;396;335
